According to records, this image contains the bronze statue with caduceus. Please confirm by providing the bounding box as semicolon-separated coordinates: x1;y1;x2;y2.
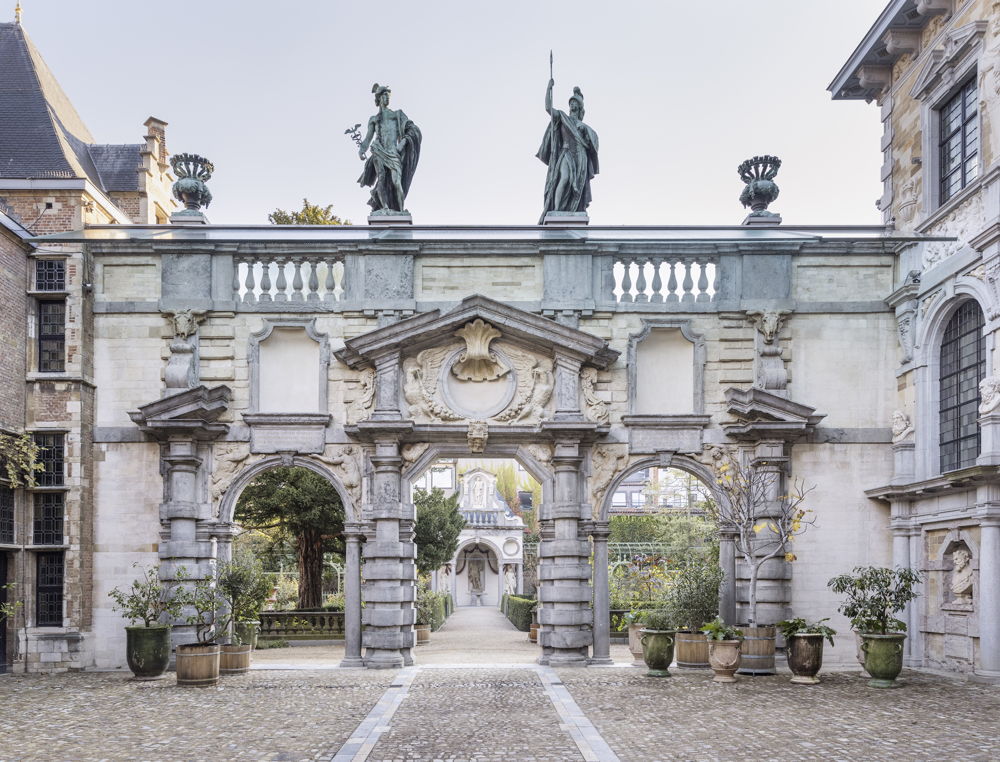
345;83;422;219
536;52;599;224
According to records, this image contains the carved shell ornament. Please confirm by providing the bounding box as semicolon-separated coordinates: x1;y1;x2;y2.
452;319;509;382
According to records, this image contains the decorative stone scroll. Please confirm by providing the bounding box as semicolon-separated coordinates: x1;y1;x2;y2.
452;320;508;382
746;310;790;393
401;442;430;468
163;309;207;391
524;443;553;465
403;345;463;422
580;367;609;424
467;421;489;453
492;347;553;423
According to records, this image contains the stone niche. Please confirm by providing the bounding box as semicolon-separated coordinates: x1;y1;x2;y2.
631;322;701;415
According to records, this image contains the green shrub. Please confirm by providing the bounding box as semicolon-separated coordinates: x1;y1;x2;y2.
504;595;536;631
641;609;675;631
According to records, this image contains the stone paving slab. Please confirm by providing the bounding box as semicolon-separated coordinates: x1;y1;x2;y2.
555;668;1000;762
0;670;394;762
367;668;582;761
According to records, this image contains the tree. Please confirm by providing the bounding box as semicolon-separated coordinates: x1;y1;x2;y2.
268;198;349;225
413;487;465;575
235;467;345;609
703;450;814;625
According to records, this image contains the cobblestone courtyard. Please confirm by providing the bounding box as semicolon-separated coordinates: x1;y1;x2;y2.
2;610;998;761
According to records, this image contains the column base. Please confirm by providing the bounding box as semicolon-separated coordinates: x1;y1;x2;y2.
364;650;405;669
547;653;590;667
587;656;614;666
339;657;366;668
971;668;1000;683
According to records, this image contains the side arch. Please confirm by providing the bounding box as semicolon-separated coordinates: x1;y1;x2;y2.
217;454;358;525
596;454;720;523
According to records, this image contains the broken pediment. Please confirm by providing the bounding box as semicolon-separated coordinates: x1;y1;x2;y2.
722;387;825;442
129;385;231;440
911;21;988;100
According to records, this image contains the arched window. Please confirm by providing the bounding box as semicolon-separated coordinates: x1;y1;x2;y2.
940;300;985;472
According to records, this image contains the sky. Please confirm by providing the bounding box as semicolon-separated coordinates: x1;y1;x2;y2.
19;0;887;227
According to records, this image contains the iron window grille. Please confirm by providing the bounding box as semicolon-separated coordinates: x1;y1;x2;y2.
32;492;64;546
939;78;978;204
939;300;985;473
37;300;66;372
34;260;66;291
32;433;64;487
0;486;13;544
35;552;64;626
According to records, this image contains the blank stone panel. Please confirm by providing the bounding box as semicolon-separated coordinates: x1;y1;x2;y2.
635;328;694;414
258;327;321;412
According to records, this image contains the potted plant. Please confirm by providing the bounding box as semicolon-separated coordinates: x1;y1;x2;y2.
705;451;815;675
828;566;921;688
175;575;223;687
639;609;676;677
776;617;836;685
624;608;648;667
217;550;269;675
701;617;743;683
107;565;183;680
667;560;724;670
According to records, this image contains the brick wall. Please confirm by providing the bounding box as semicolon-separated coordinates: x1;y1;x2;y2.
0;229;27;430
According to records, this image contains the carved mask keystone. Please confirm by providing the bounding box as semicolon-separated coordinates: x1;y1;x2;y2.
452;320;508;382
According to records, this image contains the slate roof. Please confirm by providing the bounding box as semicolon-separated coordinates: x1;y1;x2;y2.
0;22;140;191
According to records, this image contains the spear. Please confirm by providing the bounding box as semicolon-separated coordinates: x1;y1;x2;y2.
549;50;553;81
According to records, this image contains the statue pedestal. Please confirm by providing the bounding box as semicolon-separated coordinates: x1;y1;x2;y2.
742;212;782;226
542;211;589;226
170;210;210;225
368;212;412;225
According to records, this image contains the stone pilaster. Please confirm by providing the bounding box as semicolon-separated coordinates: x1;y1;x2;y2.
552;352;584;421
537;437;592;666
340;522;366;668
589;520;612;665
718;524;738;625
976;517;1000;678
740;442;790;626
361;436;415;669
372;352;403;421
890;507;919;666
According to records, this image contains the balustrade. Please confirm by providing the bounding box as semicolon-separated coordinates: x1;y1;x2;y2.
235;255;344;305
258;610;346;640
612;256;718;304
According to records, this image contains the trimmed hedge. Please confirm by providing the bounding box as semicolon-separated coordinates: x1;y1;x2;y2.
502;594;536;632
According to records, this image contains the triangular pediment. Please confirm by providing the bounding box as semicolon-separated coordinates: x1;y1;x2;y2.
911;21;988;100
129;384;231;440
335;294;619;369
722;387;825;442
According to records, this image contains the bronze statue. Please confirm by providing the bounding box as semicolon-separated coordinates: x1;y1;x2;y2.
356;83;421;215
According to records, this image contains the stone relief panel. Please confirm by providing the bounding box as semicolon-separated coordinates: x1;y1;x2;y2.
891;410;915;442
347;367;376;424
980;376;1000;414
746;310;790;394
313;444;363;511
589;444;630;514
580;367;609;424
923;193;984;268
210;442;252;503
403;344;465;422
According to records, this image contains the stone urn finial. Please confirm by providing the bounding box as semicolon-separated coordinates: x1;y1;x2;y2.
170;153;214;212
738;155;781;220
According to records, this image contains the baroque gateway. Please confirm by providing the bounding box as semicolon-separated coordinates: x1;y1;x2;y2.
0;0;999;679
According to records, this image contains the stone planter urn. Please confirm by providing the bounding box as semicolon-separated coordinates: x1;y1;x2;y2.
707;640;742;683
627;622;646;667
235;620;260;650
860;633;906;688
787;633;825;685
639;628;675;677
125;625;171;680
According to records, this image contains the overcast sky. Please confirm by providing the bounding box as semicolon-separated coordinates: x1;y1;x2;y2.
21;0;886;226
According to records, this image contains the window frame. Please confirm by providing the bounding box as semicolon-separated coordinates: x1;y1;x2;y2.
36;298;66;373
34;551;64;627
938;300;985;473
937;77;978;206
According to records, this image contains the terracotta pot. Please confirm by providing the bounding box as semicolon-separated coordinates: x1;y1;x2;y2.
415;624;431;645
175;643;220;687
639;629;675;677
220;643;252;675
674;630;710;669
627;623;645;666
861;633;906;688
707;640;742;683
737;624;775;675
787;633;825;685
125;625;170;680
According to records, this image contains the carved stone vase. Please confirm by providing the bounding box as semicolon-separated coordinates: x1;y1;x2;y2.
707;640;742;683
639;628;675;677
627;622;645;667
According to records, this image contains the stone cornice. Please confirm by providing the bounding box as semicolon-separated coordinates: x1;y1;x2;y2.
129;384;231;441
722;387;825;442
865;464;1000;500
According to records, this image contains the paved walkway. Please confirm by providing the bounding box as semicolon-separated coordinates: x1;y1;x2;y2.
1;609;998;760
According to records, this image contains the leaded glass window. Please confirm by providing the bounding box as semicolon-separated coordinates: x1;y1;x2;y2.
32;433;64;487
32;493;63;545
939;78;978;204
34;260;65;291
38;300;65;373
0;486;13;544
35;552;63;626
940;301;985;472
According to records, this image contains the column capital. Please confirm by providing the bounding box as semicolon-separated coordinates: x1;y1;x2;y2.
590;520;611;540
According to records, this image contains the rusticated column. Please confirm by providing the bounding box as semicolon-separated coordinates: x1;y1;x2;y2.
537;438;592;666
340;522;366;668
362;437;415;668
742;442;790;626
589;520;612;665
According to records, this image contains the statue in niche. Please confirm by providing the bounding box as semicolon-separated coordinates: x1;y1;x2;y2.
503;564;516;596
980;376;1000;415
536;63;599;223
468;560;484;593
950;547;974;604
891;410;914;443
356;83;422;215
472;477;486;508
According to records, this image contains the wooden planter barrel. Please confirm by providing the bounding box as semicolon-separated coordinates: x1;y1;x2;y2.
674;630;710;669
175;643;220;687
220;643;252;675
415;624;431;645
737;625;776;675
529;623;538;643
